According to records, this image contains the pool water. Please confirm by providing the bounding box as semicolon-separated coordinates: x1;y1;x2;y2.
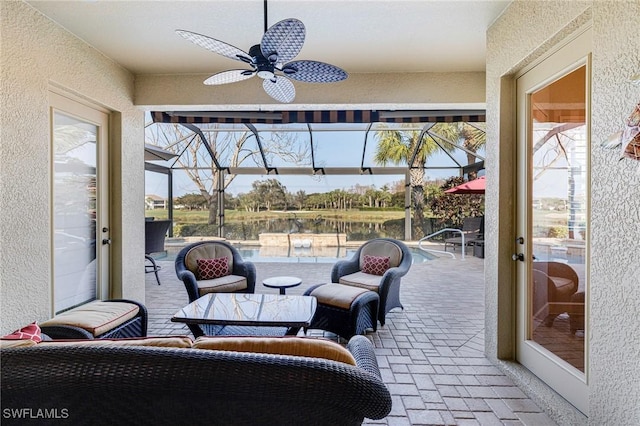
160;245;435;264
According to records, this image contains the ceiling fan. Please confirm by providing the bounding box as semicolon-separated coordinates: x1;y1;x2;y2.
176;3;348;103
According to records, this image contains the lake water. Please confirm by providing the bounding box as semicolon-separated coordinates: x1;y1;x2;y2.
177;217;406;241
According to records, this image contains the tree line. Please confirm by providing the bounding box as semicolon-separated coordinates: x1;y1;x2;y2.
174;179;406;212
173;176;485;233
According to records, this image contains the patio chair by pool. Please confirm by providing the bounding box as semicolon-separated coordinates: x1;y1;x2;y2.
175;240;256;303
145;219;172;285
444;216;484;253
331;238;412;326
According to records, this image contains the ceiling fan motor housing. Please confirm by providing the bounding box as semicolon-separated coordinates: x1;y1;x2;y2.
249;44;276;80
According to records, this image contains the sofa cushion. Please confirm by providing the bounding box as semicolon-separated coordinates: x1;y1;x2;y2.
361;255;390;276
309;283;371;310
360;240;402;268
339;272;382;292
1;322;42;343
35;336;193;348
40;301;140;337
197;275;248;295
0;338;39;349
185;244;233;275
197;257;230;280
193;336;356;365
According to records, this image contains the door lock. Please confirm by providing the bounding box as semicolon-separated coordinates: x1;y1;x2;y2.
512;253;525;262
102;238;112;245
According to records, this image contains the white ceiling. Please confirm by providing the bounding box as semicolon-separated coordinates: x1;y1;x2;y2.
26;0;511;76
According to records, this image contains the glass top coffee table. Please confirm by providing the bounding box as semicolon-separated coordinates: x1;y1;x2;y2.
172;293;317;338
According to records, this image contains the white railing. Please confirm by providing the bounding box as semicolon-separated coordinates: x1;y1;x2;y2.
417;228;464;260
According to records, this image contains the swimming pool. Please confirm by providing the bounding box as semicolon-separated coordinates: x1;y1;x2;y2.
161;244;436;264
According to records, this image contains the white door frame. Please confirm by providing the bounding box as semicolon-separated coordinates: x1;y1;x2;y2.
515;28;591;415
50;89;111;313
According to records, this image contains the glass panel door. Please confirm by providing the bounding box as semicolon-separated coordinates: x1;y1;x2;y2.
516;29;590;414
529;66;587;372
51;92;109;313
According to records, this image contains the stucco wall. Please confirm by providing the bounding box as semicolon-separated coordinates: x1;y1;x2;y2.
486;1;640;424
135;71;486;108
0;1;145;333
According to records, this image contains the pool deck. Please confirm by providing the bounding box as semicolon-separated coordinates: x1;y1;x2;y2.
146;252;557;425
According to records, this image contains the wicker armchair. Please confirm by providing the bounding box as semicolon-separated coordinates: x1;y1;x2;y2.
1;335;392;425
331;238;412;326
532;261;579;327
175;240;256;303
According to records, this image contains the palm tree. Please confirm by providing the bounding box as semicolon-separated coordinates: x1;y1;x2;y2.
374;128;443;238
459;122;486;168
430;122;486;179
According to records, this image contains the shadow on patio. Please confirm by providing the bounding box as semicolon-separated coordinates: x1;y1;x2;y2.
145;255;556;426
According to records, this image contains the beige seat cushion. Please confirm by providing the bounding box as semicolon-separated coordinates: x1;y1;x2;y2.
360;241;402;268
193;336;356;365
35;336;193;348
184;244;234;276
198;275;248;295
339;272;382;292
549;276;576;299
0;339;38;349
549;276;573;290
40;301;140;337
310;283;371;309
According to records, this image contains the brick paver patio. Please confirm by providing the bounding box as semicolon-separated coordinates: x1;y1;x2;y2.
145;253;556;426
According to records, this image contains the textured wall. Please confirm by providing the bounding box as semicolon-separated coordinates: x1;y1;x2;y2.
486;1;640;425
589;2;640;424
0;1;144;333
135;71;486;108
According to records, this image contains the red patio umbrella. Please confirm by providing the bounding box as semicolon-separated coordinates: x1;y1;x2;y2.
445;176;486;194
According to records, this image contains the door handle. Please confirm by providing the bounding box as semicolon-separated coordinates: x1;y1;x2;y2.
512;253;525;262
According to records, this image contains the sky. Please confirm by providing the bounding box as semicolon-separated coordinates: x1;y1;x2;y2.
143;115;583;201
145;126;476;198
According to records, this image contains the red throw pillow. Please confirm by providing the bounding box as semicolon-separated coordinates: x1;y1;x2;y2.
361;255;390;276
2;322;42;343
197;257;230;280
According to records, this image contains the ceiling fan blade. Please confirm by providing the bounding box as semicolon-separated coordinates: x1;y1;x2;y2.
281;60;348;83
204;70;255;85
176;29;252;63
263;76;295;103
261;19;305;64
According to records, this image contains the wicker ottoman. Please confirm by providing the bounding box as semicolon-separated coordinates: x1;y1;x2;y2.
39;299;148;340
304;283;379;340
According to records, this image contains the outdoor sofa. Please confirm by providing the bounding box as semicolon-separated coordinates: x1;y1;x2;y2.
1;335;392;425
